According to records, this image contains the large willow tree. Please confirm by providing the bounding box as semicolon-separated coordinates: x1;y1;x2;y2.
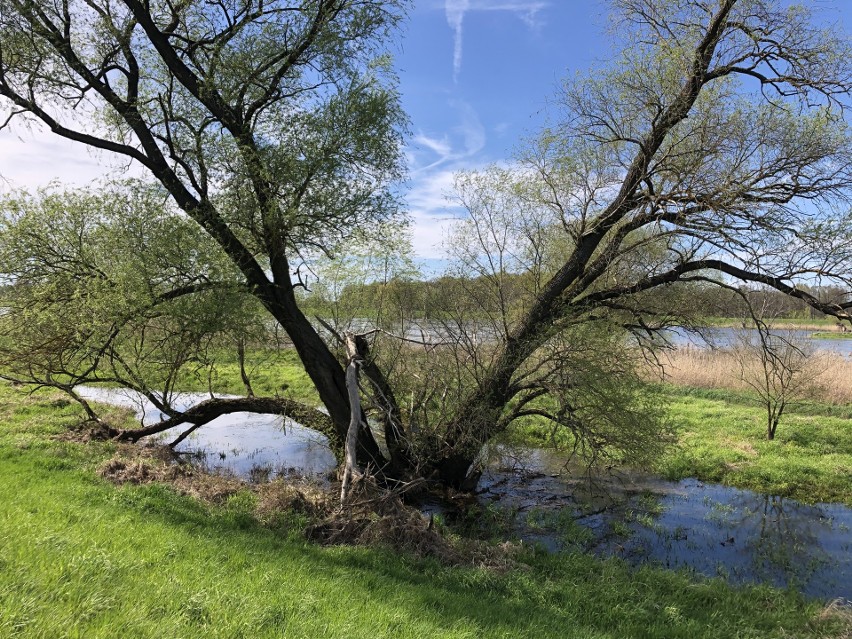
0;0;408;466
2;0;852;489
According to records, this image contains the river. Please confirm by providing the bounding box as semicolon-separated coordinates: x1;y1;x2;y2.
329;319;852;355
662;326;852;356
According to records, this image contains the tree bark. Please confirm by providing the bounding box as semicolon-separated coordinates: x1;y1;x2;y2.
236;339;255;398
262;288;387;471
340;332;363;505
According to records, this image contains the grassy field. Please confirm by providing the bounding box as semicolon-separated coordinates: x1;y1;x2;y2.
505;382;852;506
635;346;851;503
174;347;321;404
654;386;852;505
1;382;850;638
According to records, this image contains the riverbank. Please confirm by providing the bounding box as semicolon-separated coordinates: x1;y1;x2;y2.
811;331;852;340
1;382;849;638
505;381;852;507
176;346;852;505
176;347;321;403
493;346;851;505
633;346;851;503
700;317;848;332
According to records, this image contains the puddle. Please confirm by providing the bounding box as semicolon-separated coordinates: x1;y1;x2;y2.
452;446;852;601
77;387;852;600
592;480;852;600
76;386;337;480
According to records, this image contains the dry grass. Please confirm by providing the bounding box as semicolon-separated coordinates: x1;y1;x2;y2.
98;445;247;504
813;600;852;639
647;346;852;404
97;444;519;567
305;480;526;569
304;479;465;562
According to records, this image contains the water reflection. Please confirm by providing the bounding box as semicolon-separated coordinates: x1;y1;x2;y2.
463;447;852;601
662;326;852;356
594;482;851;600
75;386;338;480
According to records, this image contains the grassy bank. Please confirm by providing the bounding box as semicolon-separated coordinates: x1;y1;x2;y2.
655;386;852;505
811;331;852;340
1;383;849;638
172;348;320;404
700;317;843;331
504;383;852;506
637;346;852;503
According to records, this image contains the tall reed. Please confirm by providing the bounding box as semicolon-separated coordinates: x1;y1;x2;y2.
646;346;852;405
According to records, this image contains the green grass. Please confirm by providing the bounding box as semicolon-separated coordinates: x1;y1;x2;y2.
700;317;838;328
503;383;852;506
1;383;849;638
175;348;320;405
656;386;852;505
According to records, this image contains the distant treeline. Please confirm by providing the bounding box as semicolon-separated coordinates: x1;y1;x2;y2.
302;274;849;323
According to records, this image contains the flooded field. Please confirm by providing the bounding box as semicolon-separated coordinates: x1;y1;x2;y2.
76;387;337;479
77;386;852;601
461;447;852;601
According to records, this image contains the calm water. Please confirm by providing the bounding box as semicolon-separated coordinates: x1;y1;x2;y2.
466;447;852;601
78;386;852;601
663;326;852;356
332;320;852;355
76;387;337;478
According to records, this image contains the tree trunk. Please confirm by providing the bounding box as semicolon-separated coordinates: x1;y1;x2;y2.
236;338;254;398
263;290;387;472
431;304;562;487
340;333;363;505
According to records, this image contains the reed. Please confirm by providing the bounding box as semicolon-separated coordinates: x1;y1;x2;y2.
647;346;852;405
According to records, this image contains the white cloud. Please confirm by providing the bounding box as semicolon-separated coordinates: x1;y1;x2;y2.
0;127;142;194
407;168;462;260
443;0;549;80
444;0;471;83
405;99;495;260
408;167;458;212
412;133;453;158
453;99;486;156
493;121;510;136
409;99;486;175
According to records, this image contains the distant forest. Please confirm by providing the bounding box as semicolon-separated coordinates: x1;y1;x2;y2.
304;276;850;323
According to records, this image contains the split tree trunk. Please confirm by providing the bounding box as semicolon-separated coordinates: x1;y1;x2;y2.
262;289;387;471
340;332;363;505
236;338;255;398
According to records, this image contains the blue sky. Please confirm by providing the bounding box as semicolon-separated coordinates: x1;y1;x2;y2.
398;0;609;261
1;0;851;265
